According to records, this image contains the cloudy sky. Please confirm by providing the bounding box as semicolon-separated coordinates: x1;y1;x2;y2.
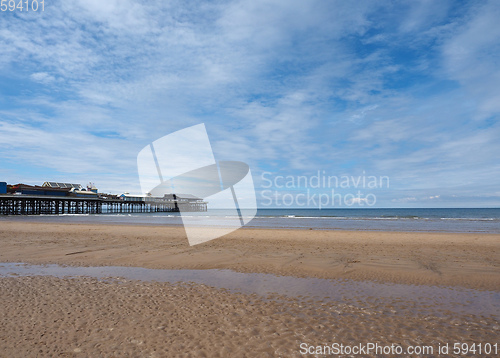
1;0;499;208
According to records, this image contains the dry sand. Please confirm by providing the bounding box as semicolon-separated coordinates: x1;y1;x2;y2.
0;221;499;357
0;221;499;290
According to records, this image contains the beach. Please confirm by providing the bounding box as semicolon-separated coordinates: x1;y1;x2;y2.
0;221;498;289
0;221;499;357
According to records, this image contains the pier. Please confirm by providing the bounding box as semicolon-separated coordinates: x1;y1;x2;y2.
0;195;207;215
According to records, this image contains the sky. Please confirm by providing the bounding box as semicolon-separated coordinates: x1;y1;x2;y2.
0;0;499;208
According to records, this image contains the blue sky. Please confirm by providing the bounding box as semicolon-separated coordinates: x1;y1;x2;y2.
0;0;499;208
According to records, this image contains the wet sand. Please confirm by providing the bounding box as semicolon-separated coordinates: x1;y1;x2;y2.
0;221;499;357
0;276;498;358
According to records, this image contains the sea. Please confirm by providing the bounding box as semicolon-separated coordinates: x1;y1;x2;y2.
2;208;500;234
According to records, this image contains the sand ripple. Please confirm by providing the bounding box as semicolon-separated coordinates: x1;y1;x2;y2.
0;276;498;357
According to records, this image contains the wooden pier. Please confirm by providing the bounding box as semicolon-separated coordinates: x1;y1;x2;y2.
0;195;207;215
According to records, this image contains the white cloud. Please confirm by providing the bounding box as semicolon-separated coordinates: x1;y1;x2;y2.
392;197;417;203
399;0;452;33
30;72;55;83
0;1;499;206
441;0;500;119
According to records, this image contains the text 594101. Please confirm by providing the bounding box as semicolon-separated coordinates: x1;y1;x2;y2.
1;0;44;12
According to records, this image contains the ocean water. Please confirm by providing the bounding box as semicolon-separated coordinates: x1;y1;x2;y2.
2;208;500;234
250;208;500;233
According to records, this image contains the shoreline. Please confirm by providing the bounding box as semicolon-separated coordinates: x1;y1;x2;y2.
2;213;500;235
0;220;499;290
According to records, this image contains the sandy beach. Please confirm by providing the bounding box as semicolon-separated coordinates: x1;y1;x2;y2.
0;221;499;357
0;221;499;289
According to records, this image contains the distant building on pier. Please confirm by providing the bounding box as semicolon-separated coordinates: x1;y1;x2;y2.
42;182;83;190
120;193;207;212
9;183;70;196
